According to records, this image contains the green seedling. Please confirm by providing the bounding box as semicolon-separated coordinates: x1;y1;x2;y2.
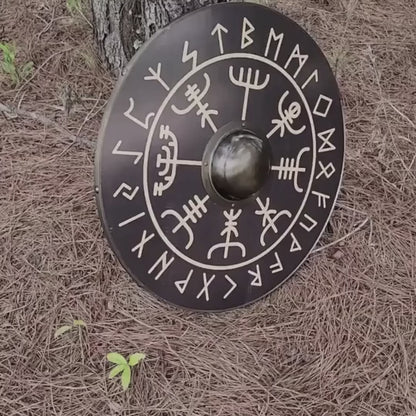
54;319;86;339
66;0;82;14
0;43;33;86
107;352;146;391
66;0;92;27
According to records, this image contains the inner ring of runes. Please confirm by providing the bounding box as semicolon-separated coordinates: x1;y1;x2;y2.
143;54;317;271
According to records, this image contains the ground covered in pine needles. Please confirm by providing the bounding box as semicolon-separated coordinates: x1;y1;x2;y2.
1;0;415;415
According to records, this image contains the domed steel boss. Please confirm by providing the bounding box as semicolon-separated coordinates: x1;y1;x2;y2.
95;2;345;311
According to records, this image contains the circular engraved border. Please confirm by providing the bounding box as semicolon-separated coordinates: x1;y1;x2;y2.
143;53;317;271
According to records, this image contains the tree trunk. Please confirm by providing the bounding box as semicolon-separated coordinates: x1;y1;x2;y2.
91;0;229;76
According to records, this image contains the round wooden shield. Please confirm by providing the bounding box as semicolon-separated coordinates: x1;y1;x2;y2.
95;2;345;311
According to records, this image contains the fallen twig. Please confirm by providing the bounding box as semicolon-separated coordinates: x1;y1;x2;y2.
0;102;95;149
312;216;370;254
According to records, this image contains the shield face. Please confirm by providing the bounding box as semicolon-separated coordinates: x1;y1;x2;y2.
95;2;345;311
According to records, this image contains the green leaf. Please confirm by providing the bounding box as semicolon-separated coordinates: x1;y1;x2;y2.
108;364;125;379
73;319;86;327
121;365;131;391
20;61;33;78
66;0;74;12
128;353;146;367
2;61;15;75
10;72;20;85
66;0;81;14
107;352;127;365
0;43;15;60
10;73;19;85
54;325;73;339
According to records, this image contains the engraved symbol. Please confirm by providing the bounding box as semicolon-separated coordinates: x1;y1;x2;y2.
112;141;143;165
312;190;330;208
118;212;145;228
270;252;283;273
211;23;228;54
290;233;302;252
271;147;310;192
313;94;333;118
113;183;139;200
144;63;170;91
172;73;218;132
316;161;336;180
148;251;174;281
264;28;284;61
153;125;202;197
197;273;215;301
175;269;193;294
131;230;155;259
300;213;318;232
223;275;237;299
318;128;336;153
255;197;292;246
161;195;209;250
124;98;154;129
266;91;306;139
302;69;319;90
249;264;262;287
182;41;198;70
207;209;246;259
229;66;270;121
284;44;309;79
241;17;255;49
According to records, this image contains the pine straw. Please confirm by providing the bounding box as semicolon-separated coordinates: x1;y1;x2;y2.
1;0;415;415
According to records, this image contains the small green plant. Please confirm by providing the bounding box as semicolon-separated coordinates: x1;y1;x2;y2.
66;0;92;27
107;352;146;391
54;319;86;339
0;43;33;86
66;0;82;14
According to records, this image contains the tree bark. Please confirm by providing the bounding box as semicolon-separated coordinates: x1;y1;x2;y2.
91;0;229;76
